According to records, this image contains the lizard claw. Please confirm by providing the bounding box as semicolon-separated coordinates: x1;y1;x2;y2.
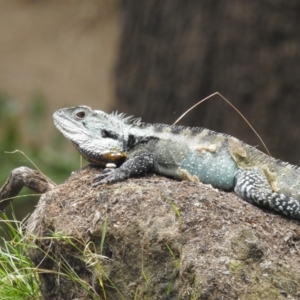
92;169;114;186
92;168;128;187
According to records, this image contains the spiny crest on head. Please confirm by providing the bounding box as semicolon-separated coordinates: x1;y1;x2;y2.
110;110;142;126
110;111;142;125
107;111;144;150
91;110;121;134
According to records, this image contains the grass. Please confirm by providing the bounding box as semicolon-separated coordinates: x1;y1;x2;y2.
0;211;41;300
0;206;125;300
0;194;112;295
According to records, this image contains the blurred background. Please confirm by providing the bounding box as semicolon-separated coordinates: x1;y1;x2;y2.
1;0;300;219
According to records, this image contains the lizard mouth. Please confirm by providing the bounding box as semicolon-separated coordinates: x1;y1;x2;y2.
53;117;85;139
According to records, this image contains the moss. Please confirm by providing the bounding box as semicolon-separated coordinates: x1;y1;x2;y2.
270;264;300;296
229;259;245;278
189;274;203;300
246;287;283;300
231;227;264;261
235;262;300;299
228;255;300;299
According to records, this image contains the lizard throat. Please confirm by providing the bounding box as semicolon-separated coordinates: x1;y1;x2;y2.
72;142;127;167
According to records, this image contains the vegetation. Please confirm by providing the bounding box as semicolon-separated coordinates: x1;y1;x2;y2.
0;211;41;300
0;92;86;298
0;210;114;300
0;91;80;220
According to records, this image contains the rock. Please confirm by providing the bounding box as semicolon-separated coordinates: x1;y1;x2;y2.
26;165;300;299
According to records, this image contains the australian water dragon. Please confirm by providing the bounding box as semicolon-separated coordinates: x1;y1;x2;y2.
53;105;300;220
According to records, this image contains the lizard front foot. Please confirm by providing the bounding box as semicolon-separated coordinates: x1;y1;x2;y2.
92;151;154;187
92;168;129;187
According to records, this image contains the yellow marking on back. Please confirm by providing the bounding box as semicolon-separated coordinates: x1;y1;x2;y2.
195;143;220;154
228;137;248;167
262;166;280;192
177;168;199;182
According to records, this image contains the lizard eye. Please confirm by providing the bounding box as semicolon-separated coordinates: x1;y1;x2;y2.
76;111;86;119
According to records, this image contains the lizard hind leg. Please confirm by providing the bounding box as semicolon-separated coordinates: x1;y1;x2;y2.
234;169;300;220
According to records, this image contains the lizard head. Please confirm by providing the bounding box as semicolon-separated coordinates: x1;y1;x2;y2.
53;106;127;166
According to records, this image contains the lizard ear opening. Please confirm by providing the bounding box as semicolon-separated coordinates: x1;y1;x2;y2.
101;129;118;139
76;111;86;119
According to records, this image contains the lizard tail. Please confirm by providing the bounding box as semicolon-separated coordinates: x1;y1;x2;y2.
234;169;300;220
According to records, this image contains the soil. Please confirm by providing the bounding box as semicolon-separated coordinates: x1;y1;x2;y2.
26;165;300;300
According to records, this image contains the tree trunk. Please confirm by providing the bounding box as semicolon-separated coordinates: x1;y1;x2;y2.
115;0;300;164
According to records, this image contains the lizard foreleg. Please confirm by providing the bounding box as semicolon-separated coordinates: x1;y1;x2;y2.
93;151;154;186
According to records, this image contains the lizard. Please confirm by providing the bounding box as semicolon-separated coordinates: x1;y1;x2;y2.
53;105;300;220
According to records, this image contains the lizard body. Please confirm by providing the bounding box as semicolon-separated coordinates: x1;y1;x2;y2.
53;105;300;220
